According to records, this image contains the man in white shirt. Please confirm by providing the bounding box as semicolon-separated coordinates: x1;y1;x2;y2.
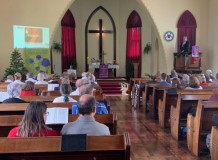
25;72;37;83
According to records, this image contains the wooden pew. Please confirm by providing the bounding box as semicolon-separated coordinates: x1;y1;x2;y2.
41;90;61;96
149;86;171;119
0;83;9;92
20;96;57;102
211;126;218;160
187;101;218;156
0;132;130;160
34;84;48;95
170;90;214;141
145;83;157;115
0;113;117;136
0;102;74;115
158;88;178;128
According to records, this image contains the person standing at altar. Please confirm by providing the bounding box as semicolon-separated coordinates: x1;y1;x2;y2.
180;36;191;53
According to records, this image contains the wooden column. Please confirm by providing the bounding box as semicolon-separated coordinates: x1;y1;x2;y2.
133;62;139;78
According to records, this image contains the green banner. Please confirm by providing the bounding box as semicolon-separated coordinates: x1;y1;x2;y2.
23;48;51;74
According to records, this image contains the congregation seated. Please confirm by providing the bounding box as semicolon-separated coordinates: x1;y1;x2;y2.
170;69;179;80
5;75;14;83
8;101;59;137
14;72;24;85
167;78;181;94
82;72;100;89
20;81;36;96
2;82;26;103
53;83;77;103
72;84;108;114
156;73;171;87
211;73;218;86
35;72;48;85
185;75;203;90
25;72;37;83
61;94;110;136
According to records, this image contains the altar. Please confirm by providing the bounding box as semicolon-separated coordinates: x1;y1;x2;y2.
89;64;119;78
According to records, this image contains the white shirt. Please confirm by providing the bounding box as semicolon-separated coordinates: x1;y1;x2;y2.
35;80;48;84
25;78;37;83
70;88;80;96
14;80;25;85
53;96;77;103
5;79;13;83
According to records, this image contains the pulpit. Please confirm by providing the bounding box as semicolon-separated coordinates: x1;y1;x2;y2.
89;64;119;78
174;54;202;73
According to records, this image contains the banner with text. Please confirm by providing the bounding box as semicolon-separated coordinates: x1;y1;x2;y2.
23;48;51;74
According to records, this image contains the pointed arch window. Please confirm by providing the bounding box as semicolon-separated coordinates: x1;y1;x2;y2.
177;10;197;52
126;10;142;77
61;10;76;72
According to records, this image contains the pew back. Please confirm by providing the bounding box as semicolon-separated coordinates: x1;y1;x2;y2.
170;90;213;140
187;101;218;156
0;132;130;160
211;126;218;160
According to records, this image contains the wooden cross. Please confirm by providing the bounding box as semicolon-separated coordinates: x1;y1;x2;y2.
88;19;113;63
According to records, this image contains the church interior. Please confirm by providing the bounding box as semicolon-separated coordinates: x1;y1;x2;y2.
0;0;218;159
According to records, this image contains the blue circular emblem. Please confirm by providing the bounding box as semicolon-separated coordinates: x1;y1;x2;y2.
164;31;174;41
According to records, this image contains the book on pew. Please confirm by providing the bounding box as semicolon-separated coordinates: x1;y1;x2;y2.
46;107;68;124
61;134;87;151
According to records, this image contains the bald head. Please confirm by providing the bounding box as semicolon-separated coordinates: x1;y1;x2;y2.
78;94;96;115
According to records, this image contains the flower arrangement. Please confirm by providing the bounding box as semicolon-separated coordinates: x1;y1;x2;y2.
90;58;100;64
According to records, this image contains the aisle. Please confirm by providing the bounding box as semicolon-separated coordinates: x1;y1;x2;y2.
108;95;209;160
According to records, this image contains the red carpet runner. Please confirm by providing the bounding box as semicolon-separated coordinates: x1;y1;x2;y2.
98;82;122;94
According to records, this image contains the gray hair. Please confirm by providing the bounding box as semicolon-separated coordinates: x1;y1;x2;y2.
79;84;93;95
7;82;21;98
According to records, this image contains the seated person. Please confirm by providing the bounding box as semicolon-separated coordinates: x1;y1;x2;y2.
199;74;210;87
70;79;90;96
205;69;215;83
35;72;48;84
8;101;59;137
185;76;203;90
20;81;36;96
170;69;178;80
53;83;77;103
211;73;218;86
72;84;108;114
14;72;25;85
167;78;181;94
181;74;189;87
5;75;14;83
3;82;26;103
61;94;110;136
25;72;37;83
156;73;171;87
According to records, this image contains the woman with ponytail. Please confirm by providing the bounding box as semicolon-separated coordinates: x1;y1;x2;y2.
53;83;77;103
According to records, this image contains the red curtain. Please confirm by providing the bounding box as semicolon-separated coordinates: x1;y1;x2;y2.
62;26;76;71
126;27;141;62
177;10;197;52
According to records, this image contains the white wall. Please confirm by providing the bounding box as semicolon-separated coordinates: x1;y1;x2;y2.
208;0;218;75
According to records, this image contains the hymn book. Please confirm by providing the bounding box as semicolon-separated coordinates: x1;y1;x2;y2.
46;107;69;124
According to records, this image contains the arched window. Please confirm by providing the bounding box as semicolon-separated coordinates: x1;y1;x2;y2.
177;10;197;52
61;10;76;72
126;10;142;77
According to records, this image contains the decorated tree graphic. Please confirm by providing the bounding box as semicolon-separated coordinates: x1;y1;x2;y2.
3;49;28;80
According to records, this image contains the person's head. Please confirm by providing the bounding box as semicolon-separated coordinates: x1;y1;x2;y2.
189;76;200;88
75;79;83;88
7;75;14;81
81;72;87;79
206;69;213;77
17;101;49;137
183;36;188;42
171;69;178;78
14;72;22;80
7;82;21;98
26;72;35;79
61;75;70;84
37;72;45;81
79;84;94;95
22;81;35;91
78;94;96;116
172;78;180;88
160;73;167;81
60;83;72;102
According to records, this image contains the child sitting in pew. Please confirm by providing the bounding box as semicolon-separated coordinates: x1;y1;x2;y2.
8;101;59;137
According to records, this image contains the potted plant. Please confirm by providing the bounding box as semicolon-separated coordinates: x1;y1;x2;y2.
52;41;62;53
71;59;77;69
143;42;152;54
